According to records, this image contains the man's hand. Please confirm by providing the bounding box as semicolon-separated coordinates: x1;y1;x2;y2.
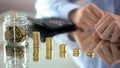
95;40;120;65
69;3;104;30
71;28;96;53
93;32;120;65
95;13;120;43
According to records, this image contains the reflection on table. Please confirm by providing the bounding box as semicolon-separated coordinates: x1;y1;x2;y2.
4;42;29;68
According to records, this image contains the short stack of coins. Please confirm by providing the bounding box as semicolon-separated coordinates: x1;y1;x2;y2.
73;48;81;57
32;32;40;62
46;37;53;60
59;44;67;58
86;52;94;58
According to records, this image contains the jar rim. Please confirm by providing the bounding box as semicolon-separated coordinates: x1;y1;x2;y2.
4;13;28;25
5;13;27;21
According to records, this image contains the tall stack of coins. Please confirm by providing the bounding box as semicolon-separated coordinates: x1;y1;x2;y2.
59;44;67;58
32;32;40;62
86;52;94;58
73;48;81;57
46;37;53;60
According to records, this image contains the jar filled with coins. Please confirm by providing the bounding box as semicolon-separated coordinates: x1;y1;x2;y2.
3;14;29;43
3;14;29;68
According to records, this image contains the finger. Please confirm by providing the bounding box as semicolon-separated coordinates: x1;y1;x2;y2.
95;14;109;28
97;46;111;65
81;9;95;29
75;11;91;29
115;15;120;22
111;43;120;62
100;42;113;63
85;8;99;23
87;41;96;53
76;18;91;29
72;30;92;52
96;15;115;38
102;22;115;40
85;36;96;53
81;36;93;52
111;22;120;42
87;3;104;18
114;20;120;29
75;29;92;42
82;16;95;29
94;40;105;52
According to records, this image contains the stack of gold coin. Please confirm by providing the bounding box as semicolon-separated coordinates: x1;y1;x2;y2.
73;48;81;57
46;37;53;50
59;44;67;58
33;48;40;62
32;32;40;48
32;32;40;62
86;52;94;58
46;37;53;60
46;50;53;60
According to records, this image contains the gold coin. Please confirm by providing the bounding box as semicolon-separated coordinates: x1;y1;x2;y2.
46;50;53;60
46;37;53;50
33;48;40;57
33;42;40;48
32;32;40;48
73;48;81;57
33;57;39;62
73;53;80;57
33;48;40;62
60;52;67;58
32;32;40;39
60;44;67;52
86;52;94;58
73;48;80;53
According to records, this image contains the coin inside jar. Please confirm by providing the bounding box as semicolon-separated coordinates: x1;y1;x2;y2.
5;26;28;42
5;45;25;59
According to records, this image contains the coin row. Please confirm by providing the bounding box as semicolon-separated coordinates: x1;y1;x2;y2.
32;32;94;62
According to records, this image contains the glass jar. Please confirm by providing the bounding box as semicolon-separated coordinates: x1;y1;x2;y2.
4;42;29;68
3;14;29;43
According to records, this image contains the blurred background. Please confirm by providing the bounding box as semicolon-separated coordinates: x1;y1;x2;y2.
0;0;35;13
